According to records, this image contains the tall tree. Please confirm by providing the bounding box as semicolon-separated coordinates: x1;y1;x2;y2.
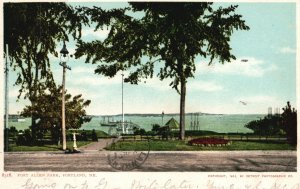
4;3;88;138
282;101;297;145
21;85;91;143
75;2;249;140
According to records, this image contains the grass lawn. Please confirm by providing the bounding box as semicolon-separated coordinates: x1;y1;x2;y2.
8;141;92;152
106;140;296;151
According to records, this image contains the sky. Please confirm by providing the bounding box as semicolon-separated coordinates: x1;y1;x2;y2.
4;2;297;115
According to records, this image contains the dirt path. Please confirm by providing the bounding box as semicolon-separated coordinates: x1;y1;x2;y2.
78;138;118;151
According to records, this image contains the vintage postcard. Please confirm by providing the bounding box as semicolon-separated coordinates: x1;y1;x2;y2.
0;0;299;188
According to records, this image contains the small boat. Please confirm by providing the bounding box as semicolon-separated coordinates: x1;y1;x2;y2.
100;116;118;127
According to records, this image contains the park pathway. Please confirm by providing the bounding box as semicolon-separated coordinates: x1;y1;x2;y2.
78;138;118;152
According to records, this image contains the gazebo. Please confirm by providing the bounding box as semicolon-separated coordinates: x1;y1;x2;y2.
164;117;179;130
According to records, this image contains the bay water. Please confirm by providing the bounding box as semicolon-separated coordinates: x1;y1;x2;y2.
8;114;265;134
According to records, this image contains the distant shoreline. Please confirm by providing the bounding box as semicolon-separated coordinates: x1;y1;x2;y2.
90;113;267;117
7;113;267;118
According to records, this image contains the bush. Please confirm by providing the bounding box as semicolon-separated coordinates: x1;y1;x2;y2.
150;124;174;139
139;128;146;135
16;135;26;146
24;129;33;145
9;126;18;138
67;133;73;141
16;129;33;146
146;131;155;136
91;129;98;141
152;124;161;134
80;131;88;141
133;127;146;135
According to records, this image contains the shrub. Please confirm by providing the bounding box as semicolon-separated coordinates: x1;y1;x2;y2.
80;131;88;141
16;129;33;146
91;129;98;141
16;135;26;146
139;128;146;135
133;127;146;135
9;126;18;138
152;124;161;134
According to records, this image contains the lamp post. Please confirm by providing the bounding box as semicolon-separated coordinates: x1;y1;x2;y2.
59;41;71;151
121;72;125;134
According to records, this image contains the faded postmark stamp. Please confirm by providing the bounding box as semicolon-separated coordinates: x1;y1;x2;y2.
106;126;150;171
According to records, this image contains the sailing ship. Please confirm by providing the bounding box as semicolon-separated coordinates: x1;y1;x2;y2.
100;116;118;127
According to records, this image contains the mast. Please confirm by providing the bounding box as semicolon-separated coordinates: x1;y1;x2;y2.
197;112;199;130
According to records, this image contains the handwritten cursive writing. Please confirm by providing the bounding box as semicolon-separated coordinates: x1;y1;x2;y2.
21;179;56;189
64;180;108;189
94;178;108;189
208;180;300;189
131;179;193;189
19;178;300;189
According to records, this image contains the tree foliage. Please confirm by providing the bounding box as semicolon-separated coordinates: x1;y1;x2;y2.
4;3;88;138
21;85;91;142
4;3;88;100
75;2;249;140
245;115;282;136
245;102;297;145
76;3;249;87
282;101;297;144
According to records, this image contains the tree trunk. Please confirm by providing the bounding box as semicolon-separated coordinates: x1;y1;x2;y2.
179;78;186;140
